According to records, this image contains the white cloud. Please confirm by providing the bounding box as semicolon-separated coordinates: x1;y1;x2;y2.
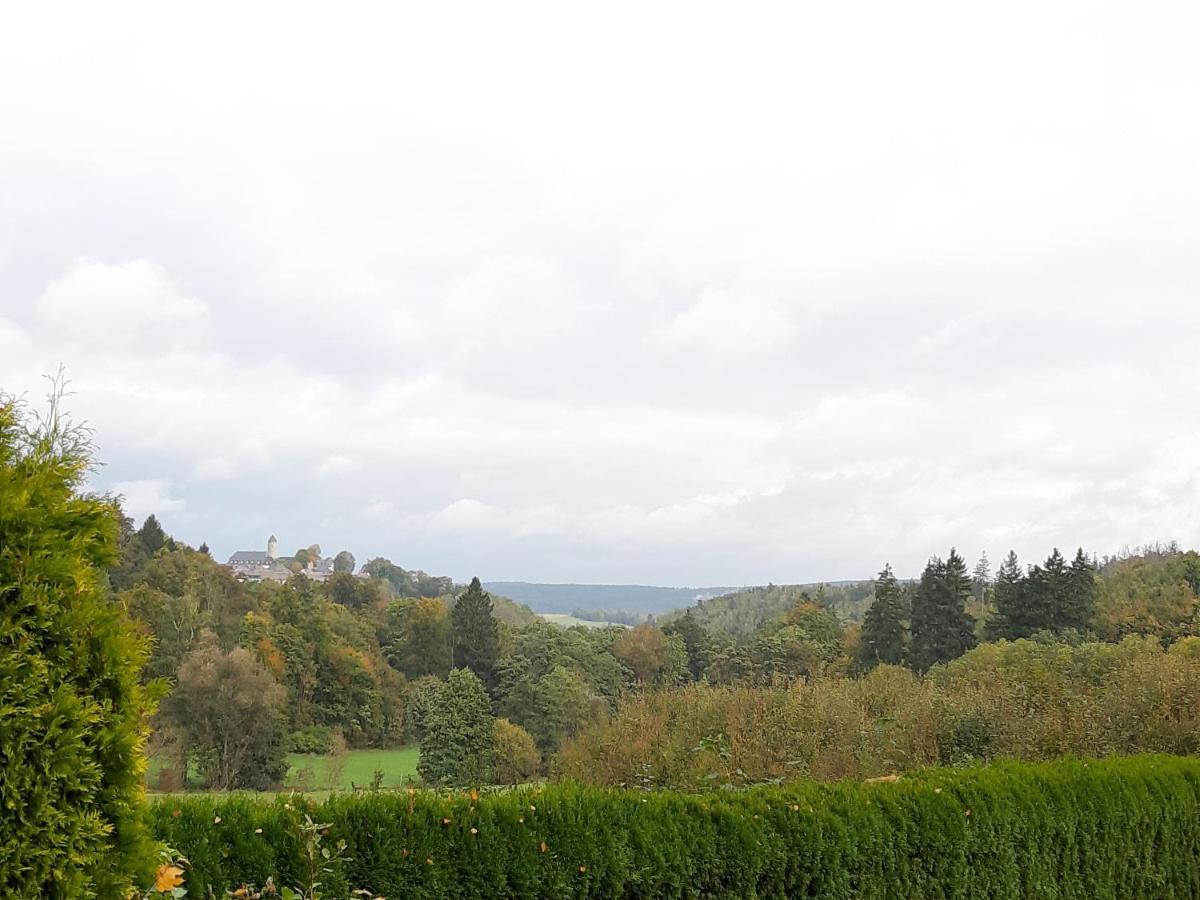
362;496;395;520
35;259;209;348
315;455;361;478
661;287;796;352
110;479;184;521
192;439;273;481
193;457;238;480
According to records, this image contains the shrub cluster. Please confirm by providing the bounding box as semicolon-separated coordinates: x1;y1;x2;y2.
149;755;1200;898
558;635;1200;787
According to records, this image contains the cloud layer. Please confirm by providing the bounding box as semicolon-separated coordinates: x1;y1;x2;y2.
2;2;1199;583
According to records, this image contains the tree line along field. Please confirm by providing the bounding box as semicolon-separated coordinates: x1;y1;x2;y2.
146;747;422;794
115;498;1200;795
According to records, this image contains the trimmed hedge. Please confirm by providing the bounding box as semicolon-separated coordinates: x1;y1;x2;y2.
150;755;1200;898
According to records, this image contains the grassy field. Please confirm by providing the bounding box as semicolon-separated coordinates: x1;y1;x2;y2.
147;746;421;794
540;612;631;628
286;747;420;791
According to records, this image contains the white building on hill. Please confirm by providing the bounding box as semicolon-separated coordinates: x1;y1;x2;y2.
226;534;335;583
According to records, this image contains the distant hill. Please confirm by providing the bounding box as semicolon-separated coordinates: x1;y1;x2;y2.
659;581;876;640
482;582;739;616
478;592;541;626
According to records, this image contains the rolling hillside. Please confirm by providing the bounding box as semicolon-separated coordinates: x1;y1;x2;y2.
483;582;739;616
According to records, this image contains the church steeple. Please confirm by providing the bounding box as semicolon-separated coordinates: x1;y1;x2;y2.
267;534;278;559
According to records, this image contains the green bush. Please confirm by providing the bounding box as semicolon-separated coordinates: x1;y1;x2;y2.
0;393;156;898
559;637;1200;787
150;755;1200;898
291;724;336;755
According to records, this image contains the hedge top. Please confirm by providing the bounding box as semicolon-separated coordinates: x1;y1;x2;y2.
151;754;1200;899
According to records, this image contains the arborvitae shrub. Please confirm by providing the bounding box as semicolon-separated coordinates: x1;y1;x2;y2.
150;755;1200;899
0;393;156;898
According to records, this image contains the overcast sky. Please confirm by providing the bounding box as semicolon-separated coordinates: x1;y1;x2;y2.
2;2;1198;585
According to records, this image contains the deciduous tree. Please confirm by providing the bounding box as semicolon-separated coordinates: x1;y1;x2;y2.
166;633;289;790
493;718;540;784
612;623;688;687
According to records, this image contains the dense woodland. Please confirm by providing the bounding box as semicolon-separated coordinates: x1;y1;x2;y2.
110;510;1200;791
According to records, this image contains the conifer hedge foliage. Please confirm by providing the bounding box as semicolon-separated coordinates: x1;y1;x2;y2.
151;755;1200;899
0;391;155;898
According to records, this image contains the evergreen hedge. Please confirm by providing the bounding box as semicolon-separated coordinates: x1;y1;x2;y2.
150;754;1200;898
0;395;156;898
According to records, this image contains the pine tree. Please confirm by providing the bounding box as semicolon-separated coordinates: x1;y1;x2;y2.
985;550;1025;640
1044;548;1071;628
451;576;500;692
1022;548;1069;636
909;549;977;672
417;668;495;786
137;513;167;553
972;551;992;604
857;563;907;669
1065;547;1097;632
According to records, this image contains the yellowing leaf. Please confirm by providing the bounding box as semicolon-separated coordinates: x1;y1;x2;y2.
153;864;185;893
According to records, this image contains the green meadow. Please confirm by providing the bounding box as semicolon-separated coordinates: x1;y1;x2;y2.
148;747;421;794
284;747;421;791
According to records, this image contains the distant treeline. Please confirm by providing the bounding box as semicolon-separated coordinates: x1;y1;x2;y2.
482;581;737;615
110;504;1200;795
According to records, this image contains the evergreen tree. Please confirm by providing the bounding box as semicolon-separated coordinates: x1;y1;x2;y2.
1065;547;1097;632
909;549;977;672
451;576;500;692
985;550;1025;640
1;390;156;896
662;609;713;681
971;551;992;604
856;563;907;669
417;668;495;786
138;513;168;554
1021;549;1070;636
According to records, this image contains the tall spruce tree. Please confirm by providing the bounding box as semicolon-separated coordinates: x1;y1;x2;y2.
857;563;907;669
451;576;500;692
909;549;977;672
971;551;992;605
1020;548;1070;636
985;550;1025;640
1065;547;1097;632
137;513;168;554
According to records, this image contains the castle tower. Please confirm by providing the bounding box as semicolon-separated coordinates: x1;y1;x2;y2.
267;534;278;559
